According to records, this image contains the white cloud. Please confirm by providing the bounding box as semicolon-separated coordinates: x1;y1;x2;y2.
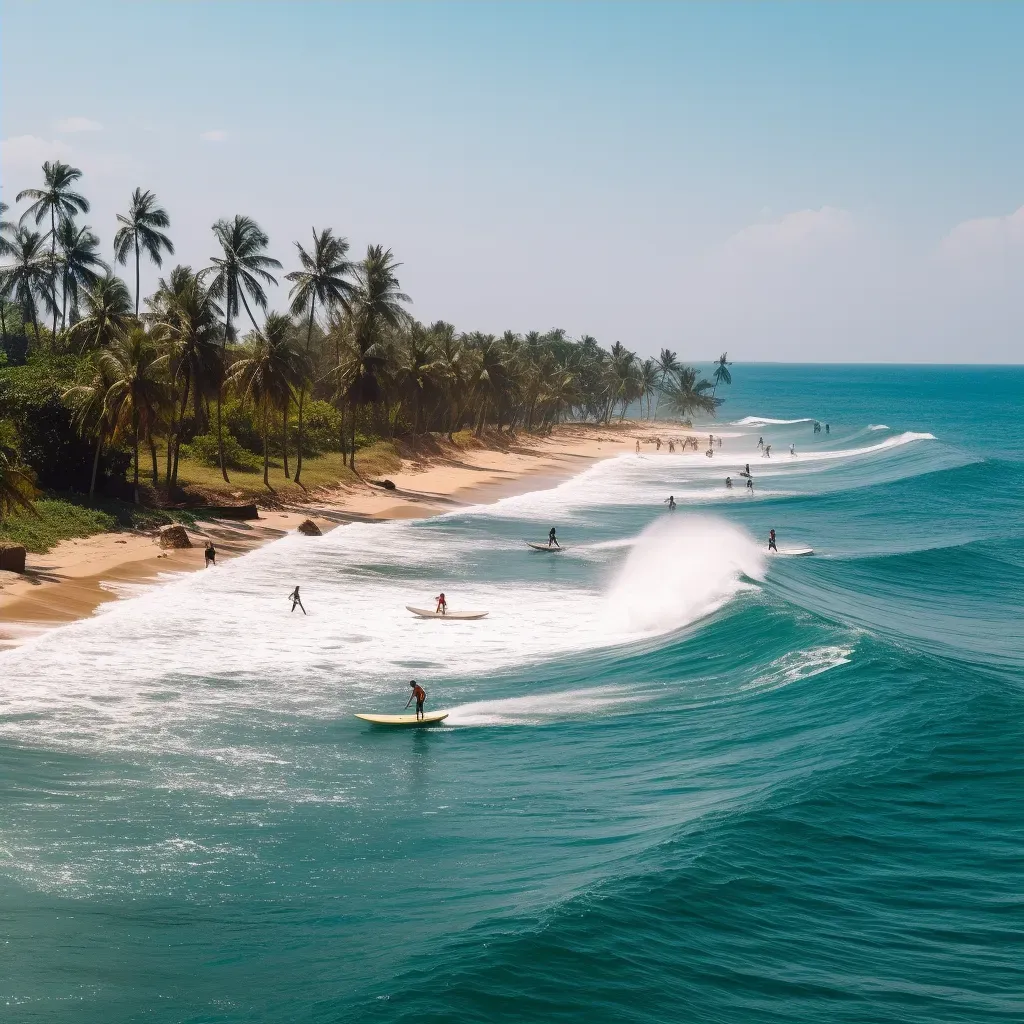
56;116;103;133
200;129;227;142
0;135;74;173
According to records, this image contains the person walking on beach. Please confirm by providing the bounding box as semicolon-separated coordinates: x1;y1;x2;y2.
406;680;427;720
548;527;560;548
204;541;216;567
636;439;641;453
665;495;676;511
668;440;675;453
768;529;778;552
435;592;448;615
289;586;306;614
655;438;661;451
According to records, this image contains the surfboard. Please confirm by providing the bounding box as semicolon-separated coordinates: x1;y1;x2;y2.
354;711;449;726
406;606;488;620
526;542;565;552
771;546;814;556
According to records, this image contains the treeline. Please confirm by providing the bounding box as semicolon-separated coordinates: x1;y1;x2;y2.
0;160;730;511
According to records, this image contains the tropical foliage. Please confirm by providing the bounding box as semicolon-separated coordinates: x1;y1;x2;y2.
0;160;733;518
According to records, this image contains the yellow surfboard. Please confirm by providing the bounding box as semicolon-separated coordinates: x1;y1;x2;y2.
354;712;449;727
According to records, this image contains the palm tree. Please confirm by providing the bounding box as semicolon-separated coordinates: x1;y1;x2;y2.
113;188;174;316
661;365;718;422
285;227;355;484
63;353;118;504
711;352;732;398
638;358;660;419
227;312;305;488
0;445;36;519
67;273;134;352
468;332;509;436
0;228;53;343
101;329;167;503
0;202;14;348
653;348;680;420
56;220;107;330
16;161;90;336
203;215;282;481
345;246;410;467
151;267;223;487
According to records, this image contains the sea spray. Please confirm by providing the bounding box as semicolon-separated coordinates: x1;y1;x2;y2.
604;515;766;634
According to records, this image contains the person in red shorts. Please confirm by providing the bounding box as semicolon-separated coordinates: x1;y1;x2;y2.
406;680;427;720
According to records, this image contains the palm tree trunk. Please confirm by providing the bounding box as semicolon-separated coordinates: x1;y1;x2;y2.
338;400;346;468
263;402;270;488
88;430;103;505
134;231;140;317
0;302;7;350
133;424;141;505
169;374;191;487
295;297;315;485
149;436;159;486
217;314;230;482
349;399;358;470
283;400;290;479
50;208;58;339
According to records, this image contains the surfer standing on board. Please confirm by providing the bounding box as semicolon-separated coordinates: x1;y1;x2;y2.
548;527;560;548
435;592;448;615
289;586;306;615
406;680;427;720
768;529;778;552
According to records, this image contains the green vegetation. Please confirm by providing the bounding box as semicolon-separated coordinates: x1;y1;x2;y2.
0;160;734;544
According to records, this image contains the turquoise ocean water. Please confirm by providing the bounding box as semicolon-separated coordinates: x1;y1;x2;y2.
1;364;1022;1022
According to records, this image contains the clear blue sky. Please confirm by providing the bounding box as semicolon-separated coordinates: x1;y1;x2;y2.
3;2;1023;361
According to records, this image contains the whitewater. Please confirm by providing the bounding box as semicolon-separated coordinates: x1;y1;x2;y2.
1;363;1022;1023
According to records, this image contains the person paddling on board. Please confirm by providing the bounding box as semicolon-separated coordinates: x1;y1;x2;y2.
204;541;216;567
435;592;448;615
664;495;676;511
289;585;306;615
406;680;427;720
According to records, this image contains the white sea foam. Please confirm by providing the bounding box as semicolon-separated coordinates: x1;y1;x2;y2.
603;516;765;634
743;645;854;693
868;424;890;431
445;685;646;726
732;416;816;426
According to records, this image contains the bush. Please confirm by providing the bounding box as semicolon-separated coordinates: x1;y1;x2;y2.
302;400;342;456
180;431;263;472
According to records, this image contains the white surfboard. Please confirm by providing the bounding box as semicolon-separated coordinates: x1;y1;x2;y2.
771;545;814;556
526;541;565;552
354;711;449;727
406;606;488;620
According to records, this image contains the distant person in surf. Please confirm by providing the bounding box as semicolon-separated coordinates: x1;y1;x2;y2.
665;495;676;511
289;586;306;615
725;477;733;489
744;464;751;476
655;438;661;451
548;527;560;548
406;680;427;720
764;445;772;458
435;592;448;615
768;529;778;552
758;436;764;449
826;424;830;434
747;477;754;493
204;541;216;567
790;444;796;456
668;440;675;453
636;440;641;453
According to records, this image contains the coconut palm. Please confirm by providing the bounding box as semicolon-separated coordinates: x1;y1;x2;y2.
151;267;224;487
661;365;718;422
0;228;53;343
227;312;305;488
0;203;14;347
204;215;281;481
285;227;355;484
345;246;410;467
100;329;167;503
0;445;36;519
63;353;118;503
16;161;90;336
68;273;134;352
638;358;660;419
653;347;680;420
711;351;732;397
56;220;107;330
113;188;174;316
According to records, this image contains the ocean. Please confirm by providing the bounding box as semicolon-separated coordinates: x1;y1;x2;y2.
1;363;1022;1023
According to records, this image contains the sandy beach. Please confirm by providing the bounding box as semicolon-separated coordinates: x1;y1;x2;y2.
0;423;692;646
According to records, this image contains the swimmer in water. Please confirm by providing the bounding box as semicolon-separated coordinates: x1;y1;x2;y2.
768;529;777;552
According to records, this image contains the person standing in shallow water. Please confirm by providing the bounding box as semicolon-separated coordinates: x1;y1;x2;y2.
665;495;676;511
289;586;306;614
747;477;754;493
204;541;216;567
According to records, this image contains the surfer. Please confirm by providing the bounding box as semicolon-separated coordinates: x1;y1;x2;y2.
746;477;754;493
204;541;216;567
768;529;778;552
758;436;764;449
725;477;732;489
764;444;772;458
826;423;830;434
406;680;427;721
665;495;676;511
435;592;448;615
790;444;796;456
289;585;306;615
744;463;751;476
548;527;560;548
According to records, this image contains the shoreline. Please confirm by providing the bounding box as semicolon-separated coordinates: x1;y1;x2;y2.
0;423;690;648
